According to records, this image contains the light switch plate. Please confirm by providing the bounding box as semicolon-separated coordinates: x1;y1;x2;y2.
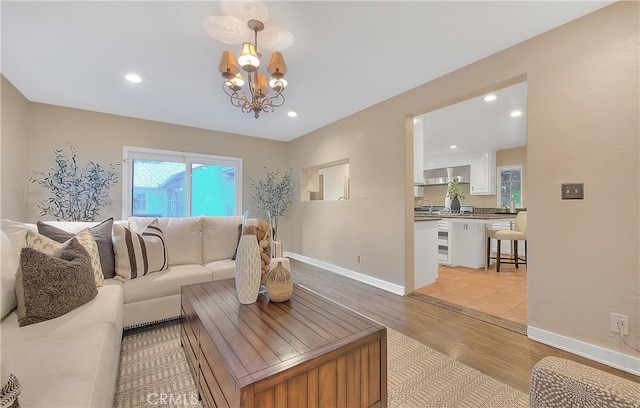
561;183;584;199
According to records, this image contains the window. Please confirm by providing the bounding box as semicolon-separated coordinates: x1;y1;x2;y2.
497;165;522;208
122;147;242;219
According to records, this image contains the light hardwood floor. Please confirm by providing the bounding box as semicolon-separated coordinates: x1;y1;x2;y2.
288;259;639;393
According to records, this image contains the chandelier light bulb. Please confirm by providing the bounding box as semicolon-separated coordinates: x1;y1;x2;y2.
238;43;260;71
269;76;287;91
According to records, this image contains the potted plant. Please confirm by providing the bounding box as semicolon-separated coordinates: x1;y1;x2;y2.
447;179;465;212
249;167;293;241
30;144;120;221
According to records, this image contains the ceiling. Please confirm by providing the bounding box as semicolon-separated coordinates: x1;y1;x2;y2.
1;1;611;142
419;81;528;169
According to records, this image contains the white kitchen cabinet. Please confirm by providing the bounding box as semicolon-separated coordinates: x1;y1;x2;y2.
414;220;439;289
470;151;496;195
450;222;486;268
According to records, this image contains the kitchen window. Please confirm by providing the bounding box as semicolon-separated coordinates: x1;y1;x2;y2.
497;165;522;208
122;147;242;218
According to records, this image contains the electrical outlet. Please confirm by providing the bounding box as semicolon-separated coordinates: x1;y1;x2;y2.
356;255;361;263
611;313;629;335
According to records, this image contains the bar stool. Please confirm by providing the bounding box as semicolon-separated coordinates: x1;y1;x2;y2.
486;211;527;272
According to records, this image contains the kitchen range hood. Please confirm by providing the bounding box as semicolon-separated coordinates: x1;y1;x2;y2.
416;165;471;186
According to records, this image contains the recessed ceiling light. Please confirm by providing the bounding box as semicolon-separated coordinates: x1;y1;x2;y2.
287;110;298;118
484;94;497;102
450;145;457;149
125;73;142;84
510;110;523;117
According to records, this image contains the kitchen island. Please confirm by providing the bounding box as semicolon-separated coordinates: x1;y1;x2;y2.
443;215;516;269
413;213;517;287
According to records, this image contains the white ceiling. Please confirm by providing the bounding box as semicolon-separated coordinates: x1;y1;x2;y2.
1;1;611;142
420;81;528;169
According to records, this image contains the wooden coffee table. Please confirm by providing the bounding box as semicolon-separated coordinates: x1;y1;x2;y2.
181;279;387;408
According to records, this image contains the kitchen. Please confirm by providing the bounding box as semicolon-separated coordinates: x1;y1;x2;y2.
412;81;528;328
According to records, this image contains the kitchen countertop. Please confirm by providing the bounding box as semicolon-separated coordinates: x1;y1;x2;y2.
414;213;516;222
414;216;442;222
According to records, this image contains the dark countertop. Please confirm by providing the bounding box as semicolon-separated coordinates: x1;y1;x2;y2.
414;216;442;222
414;213;516;222
440;214;517;220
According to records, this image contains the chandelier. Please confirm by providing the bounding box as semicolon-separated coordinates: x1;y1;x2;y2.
218;19;288;119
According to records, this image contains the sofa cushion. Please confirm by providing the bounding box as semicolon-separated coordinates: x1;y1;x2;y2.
16;238;98;326
37;218;116;279
1;322;121;408
112;220;168;281
129;217;202;266
123;264;212;304
25;229;104;287
202;215;243;262
0;219;36;251
203;259;236;281
1;279;123;347
1;230;19;319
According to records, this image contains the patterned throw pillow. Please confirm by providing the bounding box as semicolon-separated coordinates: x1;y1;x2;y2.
15;238;98;326
37;218;115;279
112;219;168;281
25;229;104;287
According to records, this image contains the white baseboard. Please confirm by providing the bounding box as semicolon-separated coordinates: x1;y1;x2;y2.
284;252;405;296
528;326;640;376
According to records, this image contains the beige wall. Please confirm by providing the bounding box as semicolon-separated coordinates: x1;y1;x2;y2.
27;103;288;225
289;2;639;360
1;76;30;221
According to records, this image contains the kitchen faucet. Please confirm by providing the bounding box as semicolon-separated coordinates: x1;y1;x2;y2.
418;199;434;214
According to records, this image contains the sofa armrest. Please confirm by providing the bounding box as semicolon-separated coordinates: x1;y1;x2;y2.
530;356;640;408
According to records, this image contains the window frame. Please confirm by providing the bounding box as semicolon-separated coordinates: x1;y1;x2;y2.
496;164;523;208
122;146;243;219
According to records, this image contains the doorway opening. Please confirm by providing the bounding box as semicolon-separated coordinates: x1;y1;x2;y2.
411;80;528;332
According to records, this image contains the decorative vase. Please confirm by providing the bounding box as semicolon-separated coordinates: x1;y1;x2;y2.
241;210;273;290
444;194;452;210
266;261;293;302
234;233;262;304
451;196;461;212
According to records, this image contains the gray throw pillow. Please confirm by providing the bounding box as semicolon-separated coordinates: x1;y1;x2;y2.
231;223;242;260
37;218;115;279
15;238;98;326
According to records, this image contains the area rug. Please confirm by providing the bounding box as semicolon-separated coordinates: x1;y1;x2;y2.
408;291;527;335
114;323;528;407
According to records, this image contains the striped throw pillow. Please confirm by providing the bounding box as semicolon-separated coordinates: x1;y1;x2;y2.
113;219;168;281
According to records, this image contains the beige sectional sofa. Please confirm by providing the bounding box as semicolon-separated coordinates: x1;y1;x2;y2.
0;216;289;407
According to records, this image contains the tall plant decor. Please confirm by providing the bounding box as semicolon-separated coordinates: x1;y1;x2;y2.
249;167;293;241
30;144;120;221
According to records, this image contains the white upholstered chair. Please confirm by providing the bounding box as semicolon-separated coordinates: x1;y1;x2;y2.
486;211;527;272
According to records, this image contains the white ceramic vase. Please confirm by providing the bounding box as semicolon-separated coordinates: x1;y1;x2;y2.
444;194;452;210
234;234;261;304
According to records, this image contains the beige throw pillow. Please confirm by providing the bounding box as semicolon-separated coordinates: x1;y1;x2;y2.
112;219;168;281
24;229;104;287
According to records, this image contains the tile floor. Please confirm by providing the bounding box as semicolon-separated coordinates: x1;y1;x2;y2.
415;263;527;325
